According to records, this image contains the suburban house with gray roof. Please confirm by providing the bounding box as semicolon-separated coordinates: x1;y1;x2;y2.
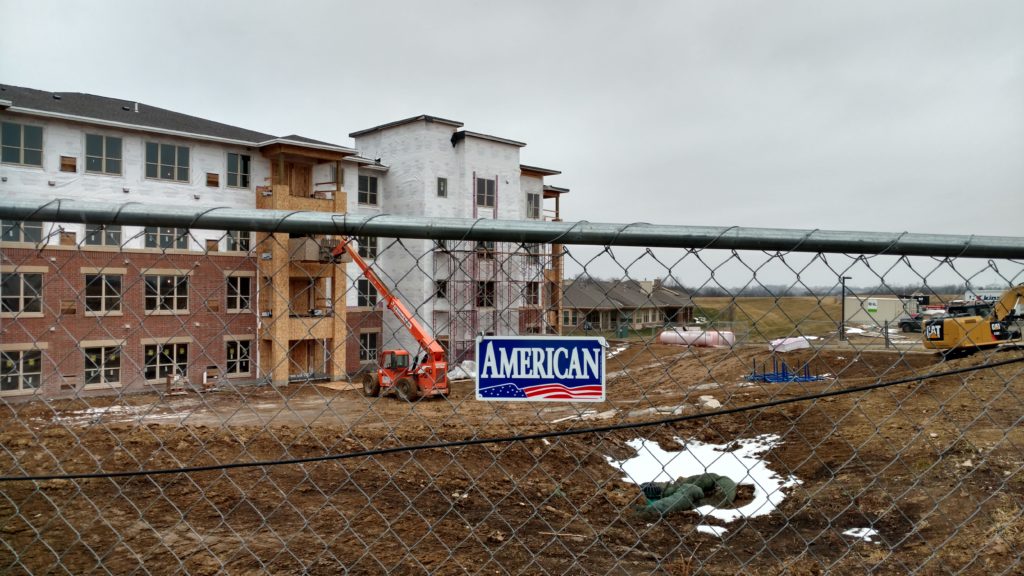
561;278;693;334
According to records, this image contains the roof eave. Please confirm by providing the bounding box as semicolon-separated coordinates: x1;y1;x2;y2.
6;106;270;148
4;106;357;154
454;130;526;148
520;164;561;177
350;114;464;138
256;137;357;155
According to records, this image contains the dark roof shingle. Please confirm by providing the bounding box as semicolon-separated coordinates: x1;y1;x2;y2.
0;84;350;151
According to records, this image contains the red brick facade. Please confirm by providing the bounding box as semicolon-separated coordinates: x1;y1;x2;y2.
0;245;392;399
1;246;257;398
345;309;383;374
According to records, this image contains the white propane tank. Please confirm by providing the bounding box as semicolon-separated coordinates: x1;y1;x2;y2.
658;328;736;347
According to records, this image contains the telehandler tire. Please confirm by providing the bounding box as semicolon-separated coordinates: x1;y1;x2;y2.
362;373;380;397
396;377;419;402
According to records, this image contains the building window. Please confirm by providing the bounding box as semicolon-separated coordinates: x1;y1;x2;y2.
359;332;378;362
85;224;121;247
144;275;189;313
437;177;447;198
1;221;43;243
525;282;540;306
476;281;495;308
226;276;251;312
144;227;189;250
144;343;188;381
358;175;378;205
84;274;122;314
226;339;252;376
60;156;77;172
1;122;43;166
435;280;448;299
85;134;122;175
476;177;495;208
145;142;189;182
1;272;42;314
226;230;251;252
357;278;377;308
527;193;541;219
476;240;495;260
84;346;121;387
0;349;42;392
356;236;378;259
523;242;542;264
227;153;251;188
328;163;343;186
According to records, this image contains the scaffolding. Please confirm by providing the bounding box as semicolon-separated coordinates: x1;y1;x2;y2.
431;240;552;361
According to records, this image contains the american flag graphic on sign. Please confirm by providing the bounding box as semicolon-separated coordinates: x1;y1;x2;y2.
476;336;606;402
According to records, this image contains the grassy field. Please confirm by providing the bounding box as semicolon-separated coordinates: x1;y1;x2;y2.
692;295;844;341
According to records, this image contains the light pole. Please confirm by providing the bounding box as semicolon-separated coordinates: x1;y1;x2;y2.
839;276;853;341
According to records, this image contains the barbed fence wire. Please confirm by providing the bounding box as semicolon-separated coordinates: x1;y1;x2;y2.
1;199;1023;575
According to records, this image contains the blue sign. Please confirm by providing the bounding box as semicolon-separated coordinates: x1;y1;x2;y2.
475;336;606;402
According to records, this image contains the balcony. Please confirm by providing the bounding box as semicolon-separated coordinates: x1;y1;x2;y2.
288;237;322;262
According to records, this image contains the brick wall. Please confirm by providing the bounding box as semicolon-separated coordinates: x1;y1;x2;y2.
1;246;256;399
344;309;382;374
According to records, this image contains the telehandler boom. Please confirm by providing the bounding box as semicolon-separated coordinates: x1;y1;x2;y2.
332;239;449;400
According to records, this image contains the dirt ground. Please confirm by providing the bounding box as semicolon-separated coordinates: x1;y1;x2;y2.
1;341;1022;575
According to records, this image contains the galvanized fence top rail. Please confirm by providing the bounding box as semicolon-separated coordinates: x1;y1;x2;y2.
4;198;1024;257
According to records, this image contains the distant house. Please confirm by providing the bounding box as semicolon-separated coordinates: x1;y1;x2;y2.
561;279;693;333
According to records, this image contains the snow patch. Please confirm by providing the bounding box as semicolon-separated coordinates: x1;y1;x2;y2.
606;434;801;525
447;361;477;380
696;524;729;536
843;527;879;542
53;404;194;425
607;345;628;359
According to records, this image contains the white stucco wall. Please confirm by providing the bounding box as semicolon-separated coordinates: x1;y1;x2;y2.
0;113;271;249
350;120;547;356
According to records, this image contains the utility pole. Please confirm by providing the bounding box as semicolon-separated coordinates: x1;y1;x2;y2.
839;276;853;341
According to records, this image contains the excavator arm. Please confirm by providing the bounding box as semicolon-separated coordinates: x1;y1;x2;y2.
990;284;1024;325
332;239;446;360
924;283;1024;354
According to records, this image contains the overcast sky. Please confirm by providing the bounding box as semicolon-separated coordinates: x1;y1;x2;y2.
2;0;1022;288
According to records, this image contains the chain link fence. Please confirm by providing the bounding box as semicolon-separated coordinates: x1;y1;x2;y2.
1;199;1023;574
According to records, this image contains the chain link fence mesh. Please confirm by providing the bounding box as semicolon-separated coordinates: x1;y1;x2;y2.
1;204;1023;574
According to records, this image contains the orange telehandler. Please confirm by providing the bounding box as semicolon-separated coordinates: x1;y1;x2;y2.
332;238;449;400
922;284;1024;357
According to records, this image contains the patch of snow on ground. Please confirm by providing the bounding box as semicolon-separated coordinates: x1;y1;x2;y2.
447;361;477;380
842;527;879;542
696;524;729;536
53;404;196;426
606;434;802;529
606;345;628;359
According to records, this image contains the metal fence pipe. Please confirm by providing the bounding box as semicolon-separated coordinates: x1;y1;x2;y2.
2;198;1024;258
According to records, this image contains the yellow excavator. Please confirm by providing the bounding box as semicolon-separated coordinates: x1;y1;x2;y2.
922;284;1024;357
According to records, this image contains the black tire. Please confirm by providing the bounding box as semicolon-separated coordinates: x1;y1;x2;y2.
396;377;419;402
362;373;380;397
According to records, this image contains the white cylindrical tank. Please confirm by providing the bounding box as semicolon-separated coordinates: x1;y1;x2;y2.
658;328;736;348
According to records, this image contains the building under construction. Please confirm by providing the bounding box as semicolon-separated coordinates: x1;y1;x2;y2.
0;87;568;397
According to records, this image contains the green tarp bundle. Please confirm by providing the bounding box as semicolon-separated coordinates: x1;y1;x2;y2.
636;473;738;520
